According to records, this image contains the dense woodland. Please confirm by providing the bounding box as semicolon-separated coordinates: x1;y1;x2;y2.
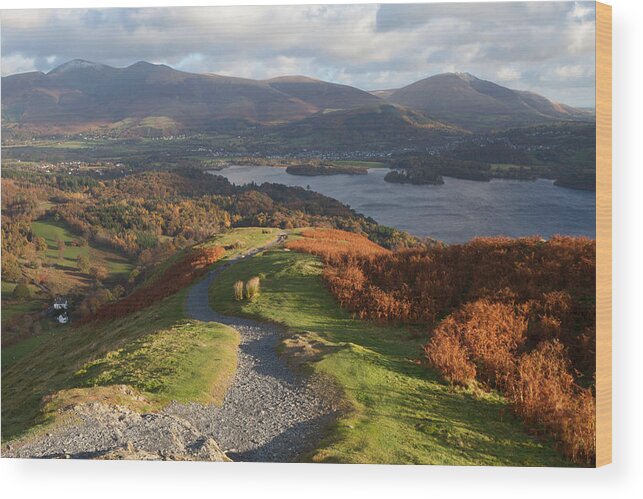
288;230;596;464
387;156;490;183
285;164;368;176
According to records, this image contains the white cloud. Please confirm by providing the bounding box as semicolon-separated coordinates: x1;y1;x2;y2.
554;64;593;79
497;67;522;82
0;53;37;75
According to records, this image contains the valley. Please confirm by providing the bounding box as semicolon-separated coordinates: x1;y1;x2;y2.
1;59;597;466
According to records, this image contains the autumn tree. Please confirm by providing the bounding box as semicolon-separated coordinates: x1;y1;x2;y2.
34;236;48;253
56;238;66;261
76;254;91;274
90;265;109;282
2;253;22;282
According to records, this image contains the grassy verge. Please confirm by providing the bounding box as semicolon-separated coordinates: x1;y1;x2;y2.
1;290;238;441
208;248;569;466
75;319;238;405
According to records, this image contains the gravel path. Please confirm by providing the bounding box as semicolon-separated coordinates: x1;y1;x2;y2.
4;394;230;461
164;236;339;462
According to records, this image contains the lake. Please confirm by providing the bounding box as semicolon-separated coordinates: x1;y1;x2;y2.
211;165;596;243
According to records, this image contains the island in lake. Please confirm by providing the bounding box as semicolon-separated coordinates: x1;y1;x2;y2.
285;164;368;176
384;168;444;185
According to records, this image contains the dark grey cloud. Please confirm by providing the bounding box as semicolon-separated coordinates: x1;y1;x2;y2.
0;2;596;106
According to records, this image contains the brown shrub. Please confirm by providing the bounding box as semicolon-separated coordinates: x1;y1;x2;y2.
427;312;595;464
426;300;526;389
233;280;244;301
424;318;476;386
508;340;595;464
459;300;527;388
286;228;389;262
245;276;261;299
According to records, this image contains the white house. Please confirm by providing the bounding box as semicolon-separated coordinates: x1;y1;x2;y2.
53;297;68;310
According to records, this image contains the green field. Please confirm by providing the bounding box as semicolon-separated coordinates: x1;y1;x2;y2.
31;219;132;278
209;248;568;466
1;290;238;441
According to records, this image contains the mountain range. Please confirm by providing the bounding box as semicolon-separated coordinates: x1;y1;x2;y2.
1;59;593;137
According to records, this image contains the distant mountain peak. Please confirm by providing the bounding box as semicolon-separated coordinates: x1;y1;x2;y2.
128;61;161;68
265;75;321;83
453;71;478;81
388;71;590;130
125;61;175;73
48;59;107;75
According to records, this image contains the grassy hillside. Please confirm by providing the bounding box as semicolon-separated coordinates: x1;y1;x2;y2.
208;248;568;465
264;104;464;152
1;290;238;441
31;219;132;280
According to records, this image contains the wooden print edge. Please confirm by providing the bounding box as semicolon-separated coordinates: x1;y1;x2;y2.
595;1;612;467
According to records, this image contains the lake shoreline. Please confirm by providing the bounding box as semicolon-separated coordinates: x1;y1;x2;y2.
209;165;596;243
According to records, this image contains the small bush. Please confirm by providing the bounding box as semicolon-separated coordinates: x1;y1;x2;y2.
426;300;526;388
233;280;244;301
245;277;261;300
424;322;476;385
77;254;91;273
12;282;31;301
2;253;22;282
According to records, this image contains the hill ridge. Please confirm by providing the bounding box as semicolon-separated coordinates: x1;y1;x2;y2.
2;59;591;134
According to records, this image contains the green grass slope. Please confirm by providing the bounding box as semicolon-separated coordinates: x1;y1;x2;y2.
208;248;569;466
31;219;132;278
1;290;238;441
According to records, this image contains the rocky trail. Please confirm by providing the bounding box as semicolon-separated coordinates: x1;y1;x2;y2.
170;234;339;461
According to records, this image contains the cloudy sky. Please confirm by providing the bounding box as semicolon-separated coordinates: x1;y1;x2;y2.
0;1;596;107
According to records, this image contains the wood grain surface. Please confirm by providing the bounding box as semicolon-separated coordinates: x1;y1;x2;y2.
596;1;612;468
